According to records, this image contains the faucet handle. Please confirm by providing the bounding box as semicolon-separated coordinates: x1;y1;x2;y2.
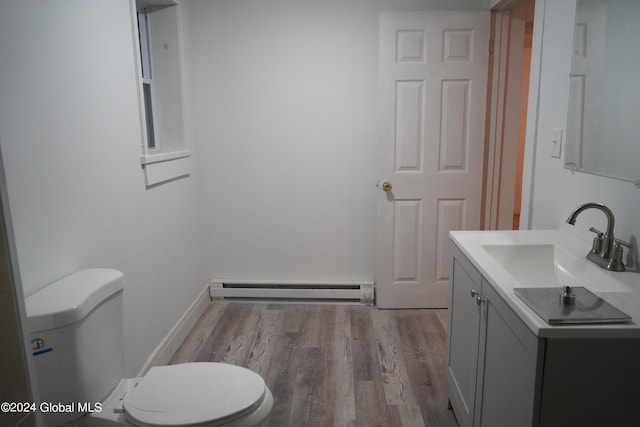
613;238;632;250
589;227;603;235
607;239;632;272
588;227;604;254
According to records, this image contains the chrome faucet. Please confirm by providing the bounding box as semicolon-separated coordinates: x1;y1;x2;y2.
566;202;632;271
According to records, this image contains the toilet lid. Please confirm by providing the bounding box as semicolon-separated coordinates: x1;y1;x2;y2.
123;362;267;426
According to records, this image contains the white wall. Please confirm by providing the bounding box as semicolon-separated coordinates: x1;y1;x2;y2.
182;0;484;283
0;0;207;376
526;0;640;260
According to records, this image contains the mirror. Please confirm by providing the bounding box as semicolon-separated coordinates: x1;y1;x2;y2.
565;0;640;185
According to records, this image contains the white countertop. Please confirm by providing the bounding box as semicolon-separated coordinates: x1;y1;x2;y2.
450;230;640;339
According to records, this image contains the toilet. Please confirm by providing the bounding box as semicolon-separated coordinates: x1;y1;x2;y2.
25;269;273;427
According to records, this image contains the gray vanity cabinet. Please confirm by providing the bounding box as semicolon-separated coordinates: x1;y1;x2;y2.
447;242;640;427
447;243;543;427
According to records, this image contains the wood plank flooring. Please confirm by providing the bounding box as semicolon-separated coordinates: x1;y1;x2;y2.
170;302;458;427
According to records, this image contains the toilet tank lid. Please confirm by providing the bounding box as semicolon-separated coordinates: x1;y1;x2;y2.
25;269;124;332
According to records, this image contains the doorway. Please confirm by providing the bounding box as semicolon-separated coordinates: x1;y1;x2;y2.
483;0;535;231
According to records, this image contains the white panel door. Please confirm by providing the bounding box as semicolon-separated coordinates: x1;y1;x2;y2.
377;12;489;308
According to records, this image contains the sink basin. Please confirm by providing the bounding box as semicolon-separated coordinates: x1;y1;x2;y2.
482;244;577;286
481;243;631;292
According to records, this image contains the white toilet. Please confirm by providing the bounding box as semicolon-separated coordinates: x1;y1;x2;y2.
25;269;273;427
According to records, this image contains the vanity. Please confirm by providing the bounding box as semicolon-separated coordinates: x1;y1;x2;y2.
446;230;640;427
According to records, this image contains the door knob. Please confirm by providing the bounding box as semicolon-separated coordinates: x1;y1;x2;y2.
382;181;392;192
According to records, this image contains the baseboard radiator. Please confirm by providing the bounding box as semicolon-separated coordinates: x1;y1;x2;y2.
209;279;374;305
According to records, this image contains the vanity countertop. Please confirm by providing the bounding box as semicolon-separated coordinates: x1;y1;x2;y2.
450;230;640;338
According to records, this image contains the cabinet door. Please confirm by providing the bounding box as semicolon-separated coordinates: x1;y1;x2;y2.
475;279;543;427
446;244;483;427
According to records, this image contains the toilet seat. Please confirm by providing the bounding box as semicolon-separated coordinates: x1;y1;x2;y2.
122;362;268;427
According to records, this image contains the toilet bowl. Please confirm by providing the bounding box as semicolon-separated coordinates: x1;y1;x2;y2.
25;269;273;427
84;364;273;427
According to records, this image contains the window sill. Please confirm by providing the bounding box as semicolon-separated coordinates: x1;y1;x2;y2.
141;149;191;165
141;149;191;187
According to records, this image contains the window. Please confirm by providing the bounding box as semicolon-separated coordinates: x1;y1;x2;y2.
137;8;157;149
134;1;190;186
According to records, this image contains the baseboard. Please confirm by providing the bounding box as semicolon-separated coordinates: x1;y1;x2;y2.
137;284;211;376
209;279;375;305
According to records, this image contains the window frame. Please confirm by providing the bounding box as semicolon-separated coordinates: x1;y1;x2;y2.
131;0;191;186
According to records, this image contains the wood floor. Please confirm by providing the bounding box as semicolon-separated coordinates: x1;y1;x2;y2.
170;302;458;427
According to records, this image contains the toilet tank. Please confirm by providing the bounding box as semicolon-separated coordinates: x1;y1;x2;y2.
25;269;124;427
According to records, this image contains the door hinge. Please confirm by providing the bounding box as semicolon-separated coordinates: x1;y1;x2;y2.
489;39;495;55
